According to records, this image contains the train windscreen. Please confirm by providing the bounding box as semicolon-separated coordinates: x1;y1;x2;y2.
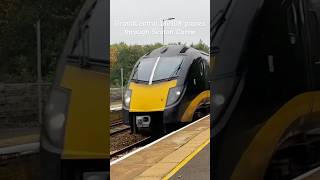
153;57;183;82
131;58;156;82
131;56;183;83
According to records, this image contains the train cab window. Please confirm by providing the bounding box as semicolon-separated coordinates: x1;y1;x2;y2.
66;0;107;71
131;56;184;83
152;56;183;82
131;58;157;82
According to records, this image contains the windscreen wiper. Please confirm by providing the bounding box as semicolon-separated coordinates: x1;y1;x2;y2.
131;62;140;79
151;62;183;83
167;61;183;79
131;79;148;83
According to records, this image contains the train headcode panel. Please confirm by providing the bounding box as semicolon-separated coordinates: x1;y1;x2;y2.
211;0;320;179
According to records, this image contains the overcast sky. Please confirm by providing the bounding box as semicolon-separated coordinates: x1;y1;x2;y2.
110;0;210;46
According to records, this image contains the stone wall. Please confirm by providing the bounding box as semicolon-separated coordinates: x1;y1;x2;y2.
0;84;124;129
0;83;51;129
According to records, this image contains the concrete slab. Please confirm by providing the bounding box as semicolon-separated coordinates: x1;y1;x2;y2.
160;147;195;163
138;162;177;177
111;163;152;180
170;144;210;180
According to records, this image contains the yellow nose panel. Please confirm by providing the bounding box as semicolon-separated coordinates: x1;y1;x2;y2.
60;65;108;159
129;80;177;112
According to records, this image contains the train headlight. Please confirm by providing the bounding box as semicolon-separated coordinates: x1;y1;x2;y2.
166;86;183;106
214;94;225;106
124;89;132;107
42;87;70;153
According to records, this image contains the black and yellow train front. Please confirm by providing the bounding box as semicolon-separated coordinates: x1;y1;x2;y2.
211;0;320;179
123;45;210;135
40;0;109;180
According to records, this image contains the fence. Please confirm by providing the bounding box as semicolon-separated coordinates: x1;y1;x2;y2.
0;83;51;129
110;67;124;104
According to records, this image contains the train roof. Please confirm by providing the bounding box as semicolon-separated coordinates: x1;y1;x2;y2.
144;45;209;59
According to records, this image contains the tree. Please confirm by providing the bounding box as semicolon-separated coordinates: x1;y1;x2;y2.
110;46;118;68
0;0;85;82
191;39;209;53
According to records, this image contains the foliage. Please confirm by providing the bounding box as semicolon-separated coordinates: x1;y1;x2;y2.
0;0;84;83
110;46;119;68
190;39;209;53
110;40;209;87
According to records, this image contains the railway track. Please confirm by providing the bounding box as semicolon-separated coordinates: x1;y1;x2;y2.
111;120;123;127
110;137;152;159
110;120;130;135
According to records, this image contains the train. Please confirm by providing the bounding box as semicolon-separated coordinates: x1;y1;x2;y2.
211;0;320;179
123;45;210;135
40;0;109;180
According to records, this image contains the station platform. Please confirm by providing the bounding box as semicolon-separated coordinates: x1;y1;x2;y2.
293;167;320;180
110;115;210;180
0;128;39;155
110;103;122;111
170;143;209;180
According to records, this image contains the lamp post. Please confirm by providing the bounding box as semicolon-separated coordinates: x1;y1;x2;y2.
36;20;42;124
162;17;175;45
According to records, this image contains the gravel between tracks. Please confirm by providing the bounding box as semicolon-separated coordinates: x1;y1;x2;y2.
110;130;147;153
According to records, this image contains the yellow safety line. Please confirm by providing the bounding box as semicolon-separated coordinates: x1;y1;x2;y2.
162;138;210;180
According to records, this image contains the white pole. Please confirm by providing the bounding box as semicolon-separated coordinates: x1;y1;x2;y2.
121;68;124;103
36;20;42;124
162;20;165;45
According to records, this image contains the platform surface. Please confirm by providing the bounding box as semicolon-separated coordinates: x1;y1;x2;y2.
0;128;39;155
110;102;122;111
171;144;210;180
0;128;39;148
293;167;320;180
110;116;210;180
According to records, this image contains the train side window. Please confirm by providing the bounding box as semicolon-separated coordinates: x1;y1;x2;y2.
200;60;205;76
65;0;108;71
188;57;202;93
201;59;210;88
198;59;208;89
201;59;209;80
